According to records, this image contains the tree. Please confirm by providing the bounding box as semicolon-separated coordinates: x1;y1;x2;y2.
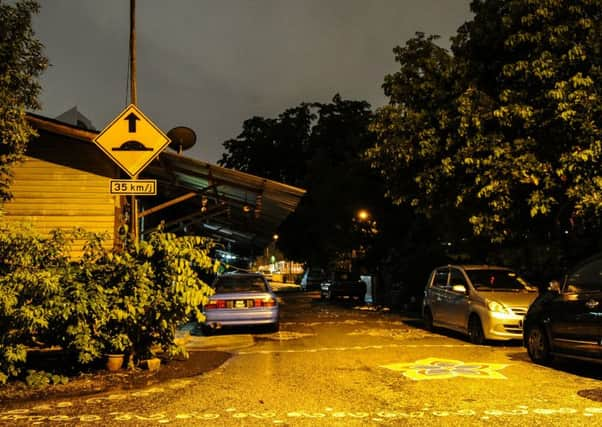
219;105;315;187
0;0;47;203
220;95;383;268
368;1;602;268
366;33;470;243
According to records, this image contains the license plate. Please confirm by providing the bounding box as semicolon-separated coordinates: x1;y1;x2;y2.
235;300;246;309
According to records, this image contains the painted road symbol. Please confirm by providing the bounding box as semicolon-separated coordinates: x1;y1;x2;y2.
93;104;170;177
380;357;508;380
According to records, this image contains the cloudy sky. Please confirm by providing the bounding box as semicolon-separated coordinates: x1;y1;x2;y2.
33;1;473;163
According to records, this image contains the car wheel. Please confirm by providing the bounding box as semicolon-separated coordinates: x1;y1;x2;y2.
526;325;552;364
200;324;213;336
267;322;280;333
423;308;434;332
468;315;485;345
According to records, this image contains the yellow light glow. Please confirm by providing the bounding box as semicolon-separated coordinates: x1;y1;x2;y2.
357;209;369;221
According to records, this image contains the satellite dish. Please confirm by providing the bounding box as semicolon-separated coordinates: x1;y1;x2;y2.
167;126;197;154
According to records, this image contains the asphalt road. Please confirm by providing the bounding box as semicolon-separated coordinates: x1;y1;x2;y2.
2;290;601;426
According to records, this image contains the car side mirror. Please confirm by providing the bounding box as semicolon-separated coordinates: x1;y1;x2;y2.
547;280;561;294
451;284;467;294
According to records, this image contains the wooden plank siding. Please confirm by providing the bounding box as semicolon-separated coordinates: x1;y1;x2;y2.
2;132;121;258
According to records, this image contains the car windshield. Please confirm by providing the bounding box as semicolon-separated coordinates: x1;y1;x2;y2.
565;258;602;293
466;269;533;291
214;276;268;293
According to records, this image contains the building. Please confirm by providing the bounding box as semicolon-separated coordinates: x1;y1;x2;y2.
1;112;306;259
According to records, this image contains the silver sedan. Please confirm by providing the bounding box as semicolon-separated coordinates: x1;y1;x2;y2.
201;273;279;334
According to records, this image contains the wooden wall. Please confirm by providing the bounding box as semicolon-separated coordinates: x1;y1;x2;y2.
2;132;120;258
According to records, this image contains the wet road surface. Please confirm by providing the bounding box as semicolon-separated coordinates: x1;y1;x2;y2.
1;291;601;426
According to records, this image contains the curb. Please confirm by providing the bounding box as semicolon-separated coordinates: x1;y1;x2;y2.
185;334;255;351
176;323;256;351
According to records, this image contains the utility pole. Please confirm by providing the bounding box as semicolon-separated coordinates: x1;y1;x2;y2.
129;0;138;241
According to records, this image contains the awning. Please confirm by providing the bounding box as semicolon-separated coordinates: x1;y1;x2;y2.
140;151;306;255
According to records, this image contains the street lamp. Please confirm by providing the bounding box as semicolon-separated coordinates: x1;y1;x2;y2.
265;234;279;272
357;209;370;221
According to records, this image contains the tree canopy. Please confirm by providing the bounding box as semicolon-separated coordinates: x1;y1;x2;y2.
367;0;602;254
220;95;383;267
0;0;47;203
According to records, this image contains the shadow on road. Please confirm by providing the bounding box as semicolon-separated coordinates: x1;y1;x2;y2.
400;317;524;348
190;323;275;337
507;353;602;381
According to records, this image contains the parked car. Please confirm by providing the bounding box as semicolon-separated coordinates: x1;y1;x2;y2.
320;271;367;302
300;268;325;291
201;272;279;334
422;265;538;344
524;254;602;364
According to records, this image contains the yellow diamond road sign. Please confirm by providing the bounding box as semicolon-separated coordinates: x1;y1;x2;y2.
93;104;171;177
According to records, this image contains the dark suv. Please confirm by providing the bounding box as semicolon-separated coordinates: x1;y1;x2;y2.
523;254;602;364
320;271;366;303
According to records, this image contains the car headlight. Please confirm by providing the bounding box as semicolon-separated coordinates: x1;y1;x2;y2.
487;299;510;314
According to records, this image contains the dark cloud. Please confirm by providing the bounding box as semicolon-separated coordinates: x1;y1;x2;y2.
34;0;472;163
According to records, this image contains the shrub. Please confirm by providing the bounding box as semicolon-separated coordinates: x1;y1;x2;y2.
0;223;72;383
0;221;218;383
46;231;113;365
98;230;217;362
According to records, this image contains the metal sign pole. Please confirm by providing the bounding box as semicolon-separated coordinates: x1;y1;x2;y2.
130;0;138;241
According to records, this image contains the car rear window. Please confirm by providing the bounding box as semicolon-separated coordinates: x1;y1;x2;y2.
214;276;268;293
465;269;530;291
566;258;602;292
334;272;358;281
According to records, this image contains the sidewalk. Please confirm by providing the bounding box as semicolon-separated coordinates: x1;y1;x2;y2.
176;323;255;352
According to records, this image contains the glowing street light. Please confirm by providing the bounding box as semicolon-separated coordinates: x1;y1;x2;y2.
357;209;370;221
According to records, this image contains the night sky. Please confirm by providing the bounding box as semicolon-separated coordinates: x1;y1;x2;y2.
33;1;473;163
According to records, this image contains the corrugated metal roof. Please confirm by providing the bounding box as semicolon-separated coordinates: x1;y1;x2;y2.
26;113;306;255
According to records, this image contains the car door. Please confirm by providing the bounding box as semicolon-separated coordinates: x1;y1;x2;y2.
428;267;450;325
444;267;471;331
548;258;602;358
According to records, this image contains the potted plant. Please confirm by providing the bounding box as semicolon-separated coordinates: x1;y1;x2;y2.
103;333;131;372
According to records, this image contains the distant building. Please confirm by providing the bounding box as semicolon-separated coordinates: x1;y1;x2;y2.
55;106;95;131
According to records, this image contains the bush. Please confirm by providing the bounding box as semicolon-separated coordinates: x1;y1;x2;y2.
47;231;113;365
0;223;72;383
88;229;217;362
0;222;218;383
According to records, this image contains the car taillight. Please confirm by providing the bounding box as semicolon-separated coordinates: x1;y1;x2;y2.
249;298;276;307
261;298;276;307
205;299;226;310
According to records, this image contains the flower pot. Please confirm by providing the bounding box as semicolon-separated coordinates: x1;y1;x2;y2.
105;354;125;372
140;357;161;372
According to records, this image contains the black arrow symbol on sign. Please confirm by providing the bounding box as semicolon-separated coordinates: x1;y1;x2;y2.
125;112;140;133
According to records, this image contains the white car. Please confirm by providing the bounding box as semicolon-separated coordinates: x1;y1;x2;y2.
201;273;279;334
